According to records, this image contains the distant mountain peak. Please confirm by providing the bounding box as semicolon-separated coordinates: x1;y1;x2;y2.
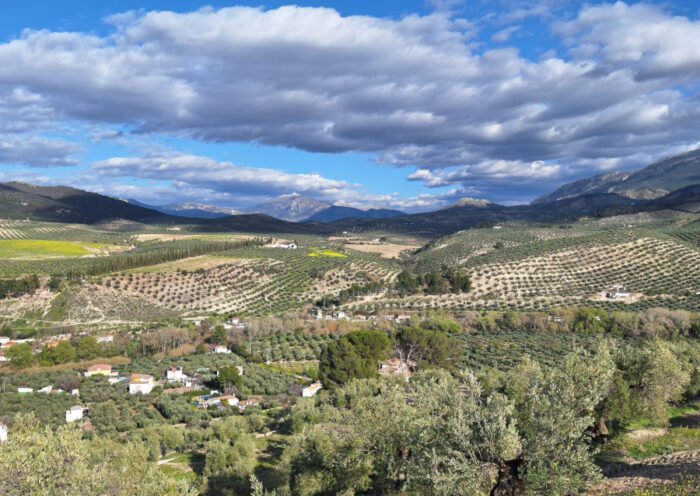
251;194;330;222
445;197;494;209
534;148;700;204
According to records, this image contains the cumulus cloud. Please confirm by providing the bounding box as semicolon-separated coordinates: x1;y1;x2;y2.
92;152;352;200
0;3;698;201
0;136;80;167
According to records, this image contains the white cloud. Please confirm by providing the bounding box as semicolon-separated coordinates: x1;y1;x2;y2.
0;136;80;167
0;4;698;200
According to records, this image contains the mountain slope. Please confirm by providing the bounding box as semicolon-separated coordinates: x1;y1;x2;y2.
331;189;700;237
0;182;168;223
126;199;240;219
306;205;404;223
535;149;700;203
251;194;330;222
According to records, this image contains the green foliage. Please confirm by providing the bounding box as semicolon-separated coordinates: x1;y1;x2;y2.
396;325;455;369
5;343;34;368
0;274;40;299
216;365;242;391
0;415;197;496
38;341;76;365
506;345;615;494
318;330;390;386
394;265;471;296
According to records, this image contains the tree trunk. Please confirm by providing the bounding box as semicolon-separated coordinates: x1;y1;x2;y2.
491;459;526;496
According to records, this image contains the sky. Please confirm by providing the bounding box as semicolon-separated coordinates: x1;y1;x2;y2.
1;0;700;211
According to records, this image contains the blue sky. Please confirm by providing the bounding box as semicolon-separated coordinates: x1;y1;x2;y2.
1;0;700;211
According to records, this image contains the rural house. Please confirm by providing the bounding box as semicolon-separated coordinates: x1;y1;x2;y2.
129;374;156;395
85;363;113;377
65;405;87;423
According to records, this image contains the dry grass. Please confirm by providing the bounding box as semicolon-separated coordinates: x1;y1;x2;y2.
343;242;419;259
0;356;130;375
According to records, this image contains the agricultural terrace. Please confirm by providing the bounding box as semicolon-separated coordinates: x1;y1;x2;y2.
348;217;700;314
93;242;399;317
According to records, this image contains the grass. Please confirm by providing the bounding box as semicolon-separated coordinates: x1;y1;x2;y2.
0;239;110;258
308;248;347;258
158;451;204;482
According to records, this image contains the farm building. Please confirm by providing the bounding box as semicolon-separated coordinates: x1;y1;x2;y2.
0;423;7;443
129;374;156;395
166;366;187;382
213;345;231;354
65;405;87;423
302;382;323;398
85;363;113;377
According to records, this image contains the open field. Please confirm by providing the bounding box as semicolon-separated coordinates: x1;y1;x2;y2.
1;212;700;325
0;239;115;258
343;241;419;259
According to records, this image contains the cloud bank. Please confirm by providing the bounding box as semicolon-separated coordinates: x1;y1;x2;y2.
0;2;699;205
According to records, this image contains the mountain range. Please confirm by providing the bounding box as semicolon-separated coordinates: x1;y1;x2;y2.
2;148;700;236
126;199;242;219
129;193;405;223
534;149;700;203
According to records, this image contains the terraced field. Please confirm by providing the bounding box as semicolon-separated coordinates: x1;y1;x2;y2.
99;246;399;316
349;216;700;314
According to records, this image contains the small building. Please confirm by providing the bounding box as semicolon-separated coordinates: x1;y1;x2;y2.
96;335;114;344
606;290;631;300
38;385;64;394
331;311;348;320
302;382;323;398
0;336;9;345
85;364;113;377
224;318;246;331
108;376;124;385
129;374;156;395
65;405;86;423
0;423;7;443
312;308;323;320
17;387;33;394
264;242;297;250
214;345;231;354
166;366;187;382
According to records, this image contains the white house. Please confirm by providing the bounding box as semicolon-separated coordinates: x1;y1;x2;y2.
302;382;323;398
236;365;244;377
224;318;246;331
331;311;348;320
129;374;156;395
264;242;297;250
214;345;231;354
166;366;187;382
65;405;86;423
17;387;33;394
218;394;239;406
0;423;7;443
96;335;114;344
